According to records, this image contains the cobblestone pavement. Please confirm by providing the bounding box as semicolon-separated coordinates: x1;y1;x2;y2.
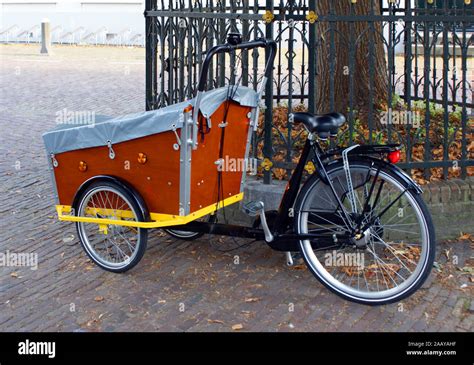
0;44;472;332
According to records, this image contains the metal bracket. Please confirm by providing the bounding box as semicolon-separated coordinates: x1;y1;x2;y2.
250;76;267;129
342;144;360;214
179;108;193;215
191;91;202;150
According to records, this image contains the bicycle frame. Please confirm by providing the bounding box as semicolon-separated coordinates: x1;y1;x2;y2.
167;134;423;252
162;139;362;248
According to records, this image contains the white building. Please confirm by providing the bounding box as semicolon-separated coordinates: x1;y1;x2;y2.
0;0;146;46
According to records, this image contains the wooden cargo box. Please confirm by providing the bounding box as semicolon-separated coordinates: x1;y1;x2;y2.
43;86;260;226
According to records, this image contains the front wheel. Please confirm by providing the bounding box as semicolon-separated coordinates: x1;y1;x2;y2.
75;179;148;273
294;158;435;305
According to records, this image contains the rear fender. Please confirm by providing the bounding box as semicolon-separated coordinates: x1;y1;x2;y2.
71;175;150;221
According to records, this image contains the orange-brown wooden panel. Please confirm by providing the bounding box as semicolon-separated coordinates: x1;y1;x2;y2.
190;101;251;212
53;131;181;215
53;102;251;217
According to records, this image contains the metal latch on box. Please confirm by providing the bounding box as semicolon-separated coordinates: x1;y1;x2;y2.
106;140;115;160
171;124;181;151
50;153;58;168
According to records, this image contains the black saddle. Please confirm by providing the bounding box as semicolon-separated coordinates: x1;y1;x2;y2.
292;112;346;139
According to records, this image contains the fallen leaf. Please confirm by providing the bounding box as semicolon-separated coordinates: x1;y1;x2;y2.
62;234;75;243
244;297;260;303
10;272;18;278
207;319;225;325
94;296;104;302
458;232;473;242
231;324;243;330
444;248;451;260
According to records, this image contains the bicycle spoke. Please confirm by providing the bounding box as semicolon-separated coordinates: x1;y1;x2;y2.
366;246;400;287
371;231;419;269
382;226;419;235
304;211;351;233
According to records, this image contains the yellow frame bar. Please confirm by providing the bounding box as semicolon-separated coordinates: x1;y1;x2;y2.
55;193;243;229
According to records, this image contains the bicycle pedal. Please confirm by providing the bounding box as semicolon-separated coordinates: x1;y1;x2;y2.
243;201;273;242
242;200;264;217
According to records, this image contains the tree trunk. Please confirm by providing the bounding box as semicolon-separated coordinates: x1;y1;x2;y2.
315;1;388;115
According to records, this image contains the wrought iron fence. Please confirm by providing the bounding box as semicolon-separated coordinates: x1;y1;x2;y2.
145;0;473;183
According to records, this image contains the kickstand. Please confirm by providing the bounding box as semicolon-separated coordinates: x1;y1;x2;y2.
285;251;303;266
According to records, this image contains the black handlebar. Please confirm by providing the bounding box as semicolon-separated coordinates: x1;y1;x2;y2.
197;38;277;92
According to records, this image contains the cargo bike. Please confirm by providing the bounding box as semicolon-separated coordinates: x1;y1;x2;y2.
43;35;435;305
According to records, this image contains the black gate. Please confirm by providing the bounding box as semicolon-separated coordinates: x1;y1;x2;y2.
145;0;473;183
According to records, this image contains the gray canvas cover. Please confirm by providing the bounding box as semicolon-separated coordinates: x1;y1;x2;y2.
43;86;259;155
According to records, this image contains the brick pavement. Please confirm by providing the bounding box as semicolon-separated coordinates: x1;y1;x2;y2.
0;44;472;332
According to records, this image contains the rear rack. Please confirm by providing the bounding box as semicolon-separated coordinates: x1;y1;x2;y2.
324;144;401;158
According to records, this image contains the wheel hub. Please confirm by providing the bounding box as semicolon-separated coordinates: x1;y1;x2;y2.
353;227;371;248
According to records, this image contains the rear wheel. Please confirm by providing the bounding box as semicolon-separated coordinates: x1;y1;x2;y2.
294;159;435;305
75;180;148;273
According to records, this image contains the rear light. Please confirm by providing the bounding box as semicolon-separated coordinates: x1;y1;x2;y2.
387;150;401;164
